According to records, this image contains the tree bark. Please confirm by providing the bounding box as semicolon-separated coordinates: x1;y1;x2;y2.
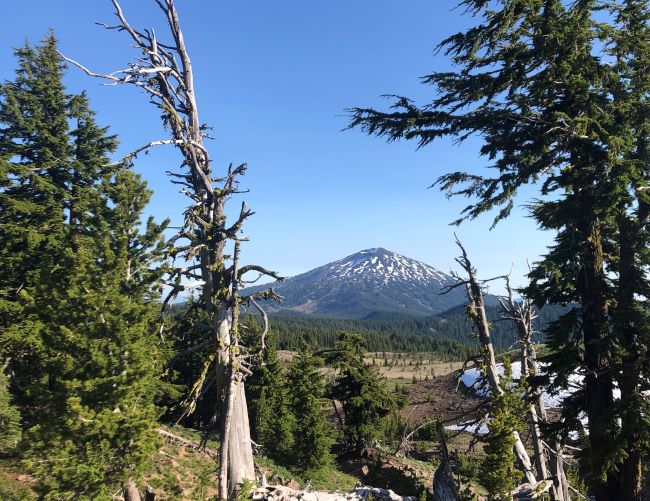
123;481;141;501
616;210;646;501
434;432;460;501
578;220;619;500
451;240;538;487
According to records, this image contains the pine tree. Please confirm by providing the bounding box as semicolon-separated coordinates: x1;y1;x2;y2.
286;349;335;472
479;359;527;501
0;33;73;422
164;297;216;428
0;368;21;453
26;162;167;499
0;34;168;497
601;2;650;497
348;1;650;497
326;333;396;456
246;329;295;463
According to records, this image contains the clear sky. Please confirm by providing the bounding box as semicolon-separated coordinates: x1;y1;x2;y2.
1;0;555;293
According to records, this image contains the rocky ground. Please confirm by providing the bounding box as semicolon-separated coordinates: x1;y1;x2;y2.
253;485;418;501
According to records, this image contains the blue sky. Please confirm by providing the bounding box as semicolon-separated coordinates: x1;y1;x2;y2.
1;0;554;293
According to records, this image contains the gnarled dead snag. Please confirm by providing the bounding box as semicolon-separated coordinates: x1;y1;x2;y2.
444;237;537;487
499;278;570;500
61;1;282;497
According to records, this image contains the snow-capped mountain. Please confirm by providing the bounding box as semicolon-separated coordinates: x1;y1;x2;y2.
243;247;470;318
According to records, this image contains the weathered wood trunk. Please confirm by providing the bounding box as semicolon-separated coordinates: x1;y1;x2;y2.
214;304;255;497
433;433;460;501
466;292;537;486
123;481;141;501
452;241;537;487
63;1;261;497
501;287;569;501
227;382;255;488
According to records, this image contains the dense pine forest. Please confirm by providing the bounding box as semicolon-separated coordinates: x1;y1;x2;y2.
1;0;649;500
266;304;568;353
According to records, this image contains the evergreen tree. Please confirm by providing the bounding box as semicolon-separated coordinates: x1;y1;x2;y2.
0;34;168;498
286;349;335;472
479;360;526;501
601;1;650;496
348;1;650;497
246;330;295;463
163;297;215;428
0;368;21;453
326;333;396;455
0;33;73;421
25;165;167;499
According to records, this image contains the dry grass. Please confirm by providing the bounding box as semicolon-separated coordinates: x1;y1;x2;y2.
277;350;464;384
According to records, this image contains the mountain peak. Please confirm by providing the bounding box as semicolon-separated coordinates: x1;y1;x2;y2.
244;248;470;318
328;248;450;288
358;247;389;254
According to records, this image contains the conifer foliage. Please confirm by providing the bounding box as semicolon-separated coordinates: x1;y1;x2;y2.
0;34;168;498
479;359;527;501
287;349;335;471
349;1;650;497
0;369;21;453
246;330;295;464
326;333;396;456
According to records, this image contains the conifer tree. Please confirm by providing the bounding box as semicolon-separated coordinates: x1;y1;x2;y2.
0;368;21;453
0;34;168;497
286;349;335;472
479;359;527;501
348;1;649;497
326;333;396;456
602;1;650;497
164;297;216;428
0;34;73;421
246;330;295;462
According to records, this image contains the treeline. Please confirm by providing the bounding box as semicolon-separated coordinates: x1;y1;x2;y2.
267;303;567;354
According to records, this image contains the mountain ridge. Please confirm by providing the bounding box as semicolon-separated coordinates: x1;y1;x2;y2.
243;247;480;318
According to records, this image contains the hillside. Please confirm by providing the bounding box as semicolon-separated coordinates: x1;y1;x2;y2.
243;248;484;318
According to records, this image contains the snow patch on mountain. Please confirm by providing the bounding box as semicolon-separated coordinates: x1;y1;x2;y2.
241;246;470;318
324;248;452;288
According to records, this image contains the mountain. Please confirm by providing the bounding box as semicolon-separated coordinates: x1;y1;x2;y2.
244;247;477;318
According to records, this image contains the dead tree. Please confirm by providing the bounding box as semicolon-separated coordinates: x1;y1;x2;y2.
61;1;281;497
499;279;570;501
443;237;538;487
123;481;141;501
433;432;461;501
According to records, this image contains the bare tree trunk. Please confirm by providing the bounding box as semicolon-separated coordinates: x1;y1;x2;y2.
499;281;569;500
447;238;537;487
433;432;460;501
123;481;141;501
61;2;282;497
144;486;156;501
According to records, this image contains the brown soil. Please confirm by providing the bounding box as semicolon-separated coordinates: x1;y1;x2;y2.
402;370;485;428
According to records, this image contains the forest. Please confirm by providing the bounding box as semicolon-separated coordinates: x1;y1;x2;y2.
1;0;649;500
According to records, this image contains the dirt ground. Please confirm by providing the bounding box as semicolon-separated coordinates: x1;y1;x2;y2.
402;371;484;428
